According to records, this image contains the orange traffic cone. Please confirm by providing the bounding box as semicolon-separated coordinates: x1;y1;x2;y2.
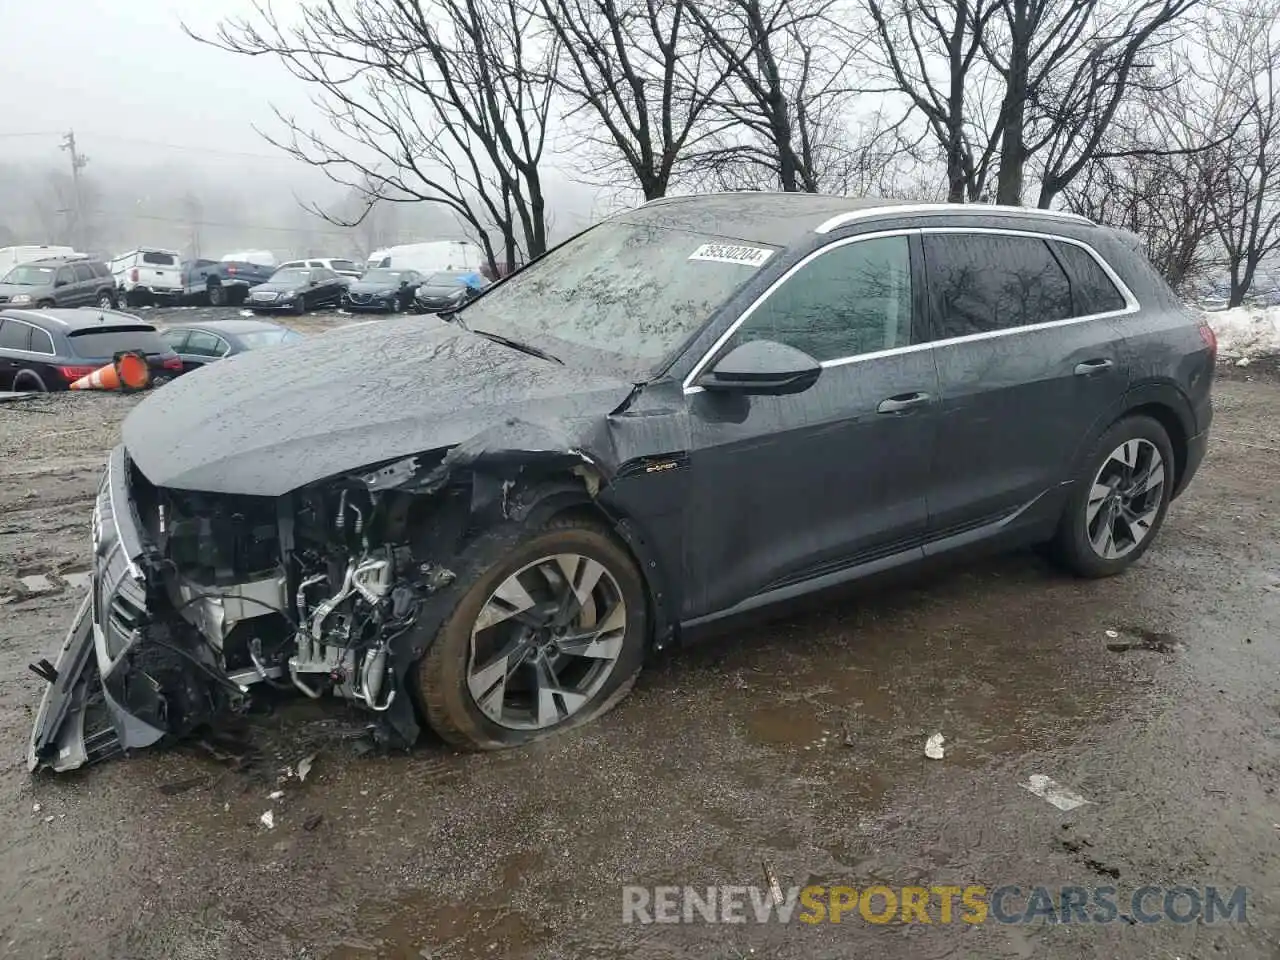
69;352;151;392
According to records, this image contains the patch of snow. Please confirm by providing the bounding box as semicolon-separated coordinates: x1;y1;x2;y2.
1203;306;1280;361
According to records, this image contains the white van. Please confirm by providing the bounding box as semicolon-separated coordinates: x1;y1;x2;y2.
368;241;484;275
0;245;80;274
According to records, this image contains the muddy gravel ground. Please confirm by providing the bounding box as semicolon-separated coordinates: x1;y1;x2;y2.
1;313;1278;959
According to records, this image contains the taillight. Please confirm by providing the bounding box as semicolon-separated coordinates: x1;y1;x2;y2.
58;365;98;381
1198;320;1217;360
129;267;139;282
162;356;183;371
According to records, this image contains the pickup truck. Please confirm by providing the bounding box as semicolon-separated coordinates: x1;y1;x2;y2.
181;259;277;306
110;248;186;306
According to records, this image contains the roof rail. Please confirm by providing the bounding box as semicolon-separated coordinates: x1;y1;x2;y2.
814;203;1094;235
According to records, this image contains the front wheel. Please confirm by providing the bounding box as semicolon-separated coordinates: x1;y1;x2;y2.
1051;415;1175;578
97;291;117;309
293;299;307;316
417;518;648;750
208;284;226;306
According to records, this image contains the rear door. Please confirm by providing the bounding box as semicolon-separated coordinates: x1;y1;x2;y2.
71;262;98;305
684;232;940;617
920;229;1135;545
182;330;231;368
0;318;29;388
52;266;78;306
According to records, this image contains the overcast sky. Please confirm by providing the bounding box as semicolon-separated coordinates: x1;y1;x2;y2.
2;0;348;182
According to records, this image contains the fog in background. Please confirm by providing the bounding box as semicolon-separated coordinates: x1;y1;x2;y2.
0;0;605;261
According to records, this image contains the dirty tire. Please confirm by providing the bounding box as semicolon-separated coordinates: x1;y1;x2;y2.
294;299;307;316
97;290;117;309
208;284;226;306
36;300;54;310
13;371;47;392
1051;414;1175;578
418;517;647;750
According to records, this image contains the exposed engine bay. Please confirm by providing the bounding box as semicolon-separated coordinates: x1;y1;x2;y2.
113;452;472;750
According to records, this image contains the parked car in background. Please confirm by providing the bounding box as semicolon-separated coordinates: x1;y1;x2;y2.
245;266;349;314
180;258;276;305
277;257;362;279
110;248;185;306
413;270;489;313
0;258;118;309
159;318;304;373
0;245;81;274
0;308;182;391
342;268;423;313
368;241;484;274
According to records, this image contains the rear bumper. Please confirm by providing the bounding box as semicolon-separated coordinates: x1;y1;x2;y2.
1174;428;1209;500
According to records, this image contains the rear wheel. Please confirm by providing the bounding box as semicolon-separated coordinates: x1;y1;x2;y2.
12;371;48;392
208;284;226;306
1051;415;1174;578
418;518;647;750
96;290;116;310
36;300;54;310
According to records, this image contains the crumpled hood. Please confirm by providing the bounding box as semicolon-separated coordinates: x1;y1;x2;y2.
122;317;636;496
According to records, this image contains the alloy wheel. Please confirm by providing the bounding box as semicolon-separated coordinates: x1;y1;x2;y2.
467;552;627;730
1086;438;1165;560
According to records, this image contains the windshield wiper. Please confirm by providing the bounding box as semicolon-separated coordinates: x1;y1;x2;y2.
468;327;563;365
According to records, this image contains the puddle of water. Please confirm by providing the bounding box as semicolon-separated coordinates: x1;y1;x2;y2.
325;851;547;960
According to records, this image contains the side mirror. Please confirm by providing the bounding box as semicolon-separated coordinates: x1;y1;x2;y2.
695;339;821;396
54;279;68;288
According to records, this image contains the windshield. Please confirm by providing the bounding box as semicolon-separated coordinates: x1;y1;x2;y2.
270;268;310;284
3;265;56;285
67;327;165;358
457;218;775;370
362;269;407;283
237;329;302;349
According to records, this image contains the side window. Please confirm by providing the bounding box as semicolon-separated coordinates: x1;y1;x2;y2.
185;331;230;357
923;234;1072;339
280;261;302;270
0;320;31;350
72;263;95;283
161;329;189;352
91;262;112;279
307;260;324;268
725;236;914;362
1050;241;1127;315
30;327;54;354
55;267;74;286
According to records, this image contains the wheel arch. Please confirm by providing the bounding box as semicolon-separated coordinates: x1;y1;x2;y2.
12;368;48;391
513;476;677;654
1113;380;1194;496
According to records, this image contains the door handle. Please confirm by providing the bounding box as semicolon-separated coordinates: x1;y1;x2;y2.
1074;358;1114;375
877;392;932;413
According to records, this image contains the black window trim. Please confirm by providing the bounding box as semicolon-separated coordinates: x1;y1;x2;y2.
0;317;56;356
682;226;1139;396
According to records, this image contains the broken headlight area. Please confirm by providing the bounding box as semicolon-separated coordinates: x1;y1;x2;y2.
31;449;474;773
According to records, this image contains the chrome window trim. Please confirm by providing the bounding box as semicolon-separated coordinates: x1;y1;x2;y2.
682;226;1137;396
814;203;1093;235
0;317;56;356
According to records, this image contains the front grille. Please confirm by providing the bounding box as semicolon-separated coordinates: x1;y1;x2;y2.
251;291;278;302
349;292;373;304
0;295;9;303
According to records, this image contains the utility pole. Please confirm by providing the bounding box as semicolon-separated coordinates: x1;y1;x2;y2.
59;131;87;250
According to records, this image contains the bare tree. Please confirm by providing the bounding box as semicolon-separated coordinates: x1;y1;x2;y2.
684;0;855;192
187;0;558;274
863;0;1004;202
1199;0;1280;306
541;0;734;199
1013;0;1202;207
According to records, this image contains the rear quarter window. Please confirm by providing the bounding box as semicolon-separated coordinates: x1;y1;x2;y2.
67;327;166;358
91;262;112;279
142;252;177;266
1050;242;1128;315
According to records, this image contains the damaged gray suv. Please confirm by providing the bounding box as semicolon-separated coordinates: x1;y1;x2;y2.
30;194;1216;771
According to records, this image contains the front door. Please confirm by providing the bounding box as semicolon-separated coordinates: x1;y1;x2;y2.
920;229;1134;540
684;233;940;618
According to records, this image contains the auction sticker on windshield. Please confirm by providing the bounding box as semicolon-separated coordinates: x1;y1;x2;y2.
688;243;774;266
